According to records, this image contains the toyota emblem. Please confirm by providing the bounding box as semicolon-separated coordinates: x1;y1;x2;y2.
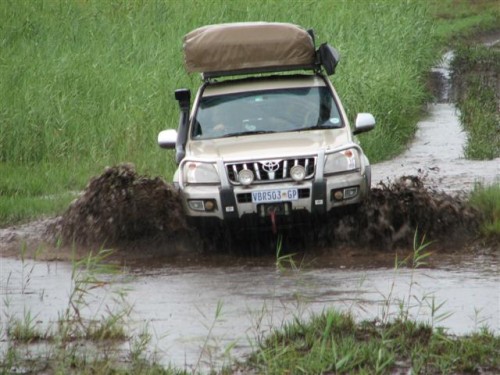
261;160;280;173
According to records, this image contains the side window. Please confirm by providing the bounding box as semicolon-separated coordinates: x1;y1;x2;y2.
318;87;342;126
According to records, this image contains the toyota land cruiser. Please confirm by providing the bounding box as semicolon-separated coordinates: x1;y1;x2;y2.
158;22;375;233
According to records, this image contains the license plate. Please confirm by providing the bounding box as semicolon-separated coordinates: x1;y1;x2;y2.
251;188;298;203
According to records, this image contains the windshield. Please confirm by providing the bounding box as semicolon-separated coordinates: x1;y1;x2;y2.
191;86;343;139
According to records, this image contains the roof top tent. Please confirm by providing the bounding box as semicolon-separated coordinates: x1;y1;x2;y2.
183;22;340;79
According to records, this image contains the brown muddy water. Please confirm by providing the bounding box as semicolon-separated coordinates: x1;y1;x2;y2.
1;251;498;371
1;46;500;372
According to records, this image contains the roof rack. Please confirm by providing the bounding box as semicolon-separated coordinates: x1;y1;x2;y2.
201;64;320;80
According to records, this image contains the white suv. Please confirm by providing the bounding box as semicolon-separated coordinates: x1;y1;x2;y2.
159;22;375;232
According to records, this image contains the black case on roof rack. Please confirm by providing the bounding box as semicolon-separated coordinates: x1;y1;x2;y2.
183;22;339;79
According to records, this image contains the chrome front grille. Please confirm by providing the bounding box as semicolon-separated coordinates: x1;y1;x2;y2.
226;157;316;184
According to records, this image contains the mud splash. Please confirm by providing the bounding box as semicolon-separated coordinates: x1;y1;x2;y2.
46;165;482;254
318;176;481;250
49;164;190;247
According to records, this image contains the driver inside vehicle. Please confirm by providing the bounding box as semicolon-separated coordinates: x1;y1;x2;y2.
193;105;229;138
211;114;225;133
207;108;232;137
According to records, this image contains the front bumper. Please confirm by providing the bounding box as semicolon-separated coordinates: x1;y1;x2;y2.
175;143;371;221
178;170;370;220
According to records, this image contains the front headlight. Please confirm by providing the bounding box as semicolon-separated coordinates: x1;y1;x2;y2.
184;162;220;184
324;148;360;174
290;165;306;181
238;169;254;185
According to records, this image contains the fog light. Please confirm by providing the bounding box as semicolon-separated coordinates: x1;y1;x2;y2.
333;190;343;201
204;200;216;211
238;169;254;185
188;200;205;211
290;165;306;182
344;187;359;199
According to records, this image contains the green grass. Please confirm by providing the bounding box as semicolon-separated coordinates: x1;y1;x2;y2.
241;310;499;374
6;310;47;343
469;183;500;239
452;45;500;160
429;0;500;43
457;77;499;160
0;162;89;225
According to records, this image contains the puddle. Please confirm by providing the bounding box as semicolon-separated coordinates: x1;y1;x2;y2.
372;103;500;193
1;252;498;371
372;50;500;193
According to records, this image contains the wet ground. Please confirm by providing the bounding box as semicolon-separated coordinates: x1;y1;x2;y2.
1;38;499;372
373;50;500;193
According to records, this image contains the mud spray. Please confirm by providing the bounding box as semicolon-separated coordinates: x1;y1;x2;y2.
48;163;482;254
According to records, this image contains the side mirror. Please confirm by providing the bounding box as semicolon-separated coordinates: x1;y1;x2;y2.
353;113;375;135
158;129;178;149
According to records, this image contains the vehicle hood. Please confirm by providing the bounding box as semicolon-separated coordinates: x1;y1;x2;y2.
186;130;352;161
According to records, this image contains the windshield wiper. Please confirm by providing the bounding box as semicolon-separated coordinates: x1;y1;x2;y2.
294;124;340;131
221;130;276;138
